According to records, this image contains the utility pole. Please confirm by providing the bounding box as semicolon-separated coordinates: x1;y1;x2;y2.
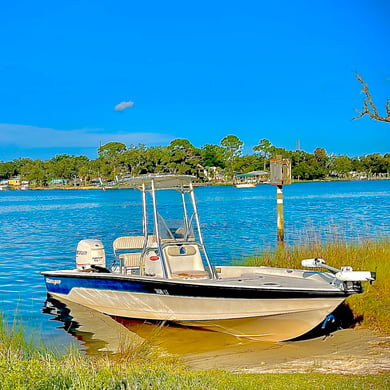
270;156;292;242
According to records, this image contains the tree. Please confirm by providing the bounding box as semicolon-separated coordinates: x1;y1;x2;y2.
97;142;127;180
120;144;148;176
292;161;314;180
314;147;327;161
78;158;97;184
311;147;329;179
234;154;262;173
0;161;17;179
200;144;226;168
331;155;352;177
20;159;48;186
220;135;243;176
166;139;201;175
290;150;317;180
144;146;169;174
253;139;273;170
353;74;390;123
98;142;127;159
360;153;389;174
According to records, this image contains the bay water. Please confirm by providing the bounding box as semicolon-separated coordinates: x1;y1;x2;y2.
0;180;389;347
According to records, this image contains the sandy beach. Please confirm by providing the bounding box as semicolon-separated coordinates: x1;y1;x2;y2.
183;328;390;375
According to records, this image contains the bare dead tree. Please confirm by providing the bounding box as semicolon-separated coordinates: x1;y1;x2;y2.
353;74;390;123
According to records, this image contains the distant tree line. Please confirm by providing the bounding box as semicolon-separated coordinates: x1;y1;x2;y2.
0;136;389;186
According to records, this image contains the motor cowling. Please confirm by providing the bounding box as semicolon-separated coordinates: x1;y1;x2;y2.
76;239;106;270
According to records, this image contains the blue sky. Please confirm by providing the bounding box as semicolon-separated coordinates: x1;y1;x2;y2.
0;0;389;161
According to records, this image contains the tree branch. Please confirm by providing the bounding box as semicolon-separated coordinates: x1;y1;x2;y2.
353;74;390;123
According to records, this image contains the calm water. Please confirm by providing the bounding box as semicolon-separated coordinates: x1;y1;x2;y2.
0;180;389;346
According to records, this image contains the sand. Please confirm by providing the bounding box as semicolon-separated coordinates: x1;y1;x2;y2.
183;329;390;374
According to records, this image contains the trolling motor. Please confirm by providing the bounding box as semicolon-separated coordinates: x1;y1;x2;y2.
301;258;376;284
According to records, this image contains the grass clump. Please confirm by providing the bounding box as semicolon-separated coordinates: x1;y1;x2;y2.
246;238;390;335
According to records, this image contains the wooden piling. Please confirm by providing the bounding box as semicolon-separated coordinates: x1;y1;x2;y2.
276;184;284;242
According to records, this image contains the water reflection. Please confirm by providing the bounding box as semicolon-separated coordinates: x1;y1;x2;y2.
42;296;145;355
42;296;267;356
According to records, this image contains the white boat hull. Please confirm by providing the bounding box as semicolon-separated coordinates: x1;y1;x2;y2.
49;288;344;341
234;183;256;188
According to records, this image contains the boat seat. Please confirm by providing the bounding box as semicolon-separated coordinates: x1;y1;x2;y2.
113;235;157;251
163;244;209;279
119;253;142;268
166;245;197;256
113;235;157;269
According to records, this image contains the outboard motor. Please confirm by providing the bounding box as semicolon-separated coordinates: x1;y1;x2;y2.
76;239;106;270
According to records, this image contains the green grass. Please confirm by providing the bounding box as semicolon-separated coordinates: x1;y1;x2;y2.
246;238;390;335
0;316;389;389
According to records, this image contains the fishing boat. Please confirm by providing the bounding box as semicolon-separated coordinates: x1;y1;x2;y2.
42;175;376;341
234;182;256;188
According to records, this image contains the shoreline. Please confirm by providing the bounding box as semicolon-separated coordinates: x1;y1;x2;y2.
3;177;390;191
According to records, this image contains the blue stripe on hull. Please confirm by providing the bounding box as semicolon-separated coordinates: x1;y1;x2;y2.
45;276;149;295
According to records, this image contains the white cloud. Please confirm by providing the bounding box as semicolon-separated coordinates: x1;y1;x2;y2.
0;124;173;148
114;101;134;111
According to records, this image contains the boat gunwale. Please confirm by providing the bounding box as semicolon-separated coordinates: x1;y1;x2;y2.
41;270;352;297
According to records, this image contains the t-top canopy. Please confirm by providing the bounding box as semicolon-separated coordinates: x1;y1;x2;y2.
124;174;196;191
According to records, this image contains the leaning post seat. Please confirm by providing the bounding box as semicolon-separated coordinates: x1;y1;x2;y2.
113;235;157;269
163;244;209;279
